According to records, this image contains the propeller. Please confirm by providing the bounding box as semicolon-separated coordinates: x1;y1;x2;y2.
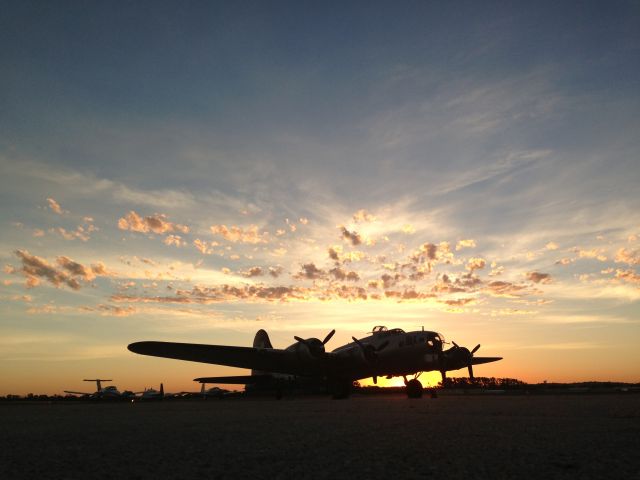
294;329;335;359
351;337;389;363
467;344;481;379
352;337;389;384
440;342;481;383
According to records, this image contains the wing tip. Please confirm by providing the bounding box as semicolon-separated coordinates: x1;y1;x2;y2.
128;341;153;354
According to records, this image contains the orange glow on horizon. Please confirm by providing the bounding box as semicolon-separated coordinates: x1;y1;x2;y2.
360;372;442;389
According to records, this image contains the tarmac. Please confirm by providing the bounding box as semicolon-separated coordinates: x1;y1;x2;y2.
2;393;639;479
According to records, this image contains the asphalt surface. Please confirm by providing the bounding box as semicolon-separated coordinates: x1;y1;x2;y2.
2;394;639;479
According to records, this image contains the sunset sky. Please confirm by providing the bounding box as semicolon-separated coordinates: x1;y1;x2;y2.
1;2;639;395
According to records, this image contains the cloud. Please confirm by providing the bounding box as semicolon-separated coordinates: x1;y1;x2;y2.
11;250;112;290
406;263;431;281
46;197;64;214
329;267;360;281
294;263;326;280
13;250;80;290
401;224;415;234
384;289;436;302
353;209;376;223
441;298;476;307
164;235;185;247
381;273;403;289
555;258;574;266
573;247;607;262
118;211;189;235
210;224;268;244
241;266;263;278
112;284;310;304
410;243;437;263
456;239;476;250
489;264;504;276
81;304;137;317
615;269;640;284
466;257;486;272
526;271;552;284
484;280;529;298
328;246;366;264
268;266;284;278
545;242;559;250
340;226;362;246
615;248;640;266
408;241;453;266
51;226;91;242
49;218;98;242
57;256;97;281
323;285;369;301
193;239;220;254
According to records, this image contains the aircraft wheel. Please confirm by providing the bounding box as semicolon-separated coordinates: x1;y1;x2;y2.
406;379;423;399
330;380;351;400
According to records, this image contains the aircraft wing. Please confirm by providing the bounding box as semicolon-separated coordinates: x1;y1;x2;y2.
194;374;277;385
64;390;91;395
128;341;312;375
471;356;503;365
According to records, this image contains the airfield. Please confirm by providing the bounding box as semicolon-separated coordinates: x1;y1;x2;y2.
1;393;639;479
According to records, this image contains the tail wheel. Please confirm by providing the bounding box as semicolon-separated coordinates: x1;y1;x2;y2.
406;379;423;399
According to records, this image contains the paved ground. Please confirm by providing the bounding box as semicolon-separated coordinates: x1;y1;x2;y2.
2;394;639;479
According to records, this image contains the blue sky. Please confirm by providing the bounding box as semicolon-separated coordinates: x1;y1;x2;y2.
1;1;639;394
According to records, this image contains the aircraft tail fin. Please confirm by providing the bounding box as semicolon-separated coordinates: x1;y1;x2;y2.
84;379;111;391
252;329;273;376
253;329;273;349
160;383;164;397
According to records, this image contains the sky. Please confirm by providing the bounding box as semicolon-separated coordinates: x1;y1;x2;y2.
1;1;639;395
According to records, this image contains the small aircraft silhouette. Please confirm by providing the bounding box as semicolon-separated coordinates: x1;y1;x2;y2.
196;383;232;399
134;383;165;401
128;326;502;399
64;379;133;400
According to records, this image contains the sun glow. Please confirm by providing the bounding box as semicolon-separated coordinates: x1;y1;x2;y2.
360;372;442;389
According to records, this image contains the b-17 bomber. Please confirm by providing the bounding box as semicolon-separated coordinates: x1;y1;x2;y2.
128;326;502;399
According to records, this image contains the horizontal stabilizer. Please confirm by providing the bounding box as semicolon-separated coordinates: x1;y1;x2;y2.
471;356;503;365
194;375;275;385
128;341;304;374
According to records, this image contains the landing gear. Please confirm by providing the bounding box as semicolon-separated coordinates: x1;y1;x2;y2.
329;379;351;400
404;378;423;399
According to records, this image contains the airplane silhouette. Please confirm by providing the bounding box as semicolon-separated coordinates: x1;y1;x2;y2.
64;379;134;400
128;326;502;399
134;383;165;401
